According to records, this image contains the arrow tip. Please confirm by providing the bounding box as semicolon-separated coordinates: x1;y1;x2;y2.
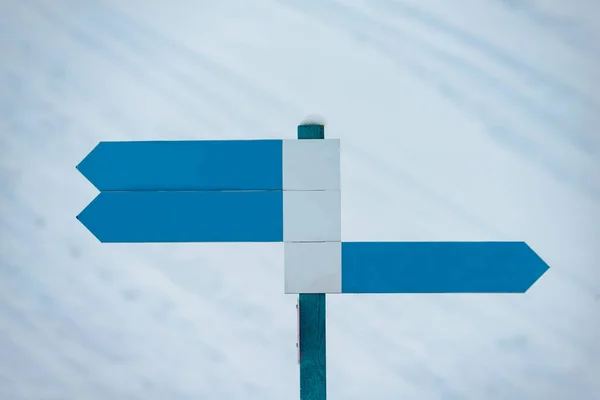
520;242;549;292
76;196;105;243
76;142;104;190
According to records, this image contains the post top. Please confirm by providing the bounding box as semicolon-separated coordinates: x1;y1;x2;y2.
298;122;324;127
298;121;325;139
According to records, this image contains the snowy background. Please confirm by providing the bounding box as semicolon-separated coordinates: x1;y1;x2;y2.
1;0;599;399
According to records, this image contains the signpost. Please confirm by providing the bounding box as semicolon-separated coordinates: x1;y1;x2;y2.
77;123;549;399
296;125;328;400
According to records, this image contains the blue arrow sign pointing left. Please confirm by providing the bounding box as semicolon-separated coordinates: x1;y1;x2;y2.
77;140;283;191
77;191;284;243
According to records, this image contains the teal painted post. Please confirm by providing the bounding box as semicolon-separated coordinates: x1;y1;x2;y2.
297;123;327;400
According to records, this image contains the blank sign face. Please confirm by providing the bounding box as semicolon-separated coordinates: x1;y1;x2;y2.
285;241;342;294
282;139;340;191
283;190;341;242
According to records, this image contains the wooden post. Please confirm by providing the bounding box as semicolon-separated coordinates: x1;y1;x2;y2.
297;123;327;400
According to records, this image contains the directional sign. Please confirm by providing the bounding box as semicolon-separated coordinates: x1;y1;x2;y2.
76;123;550;400
341;241;549;293
77;139;340;191
77;191;283;243
283;240;548;294
77;136;549;291
77;140;283;191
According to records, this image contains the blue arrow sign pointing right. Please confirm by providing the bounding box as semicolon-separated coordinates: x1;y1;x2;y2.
341;241;548;293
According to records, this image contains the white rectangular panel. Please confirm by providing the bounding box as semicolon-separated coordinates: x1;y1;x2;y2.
282;139;340;191
283;190;341;242
285;241;342;293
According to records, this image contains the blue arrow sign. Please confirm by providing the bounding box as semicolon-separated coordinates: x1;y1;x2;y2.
341;241;549;293
77;140;283;191
77;191;283;242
